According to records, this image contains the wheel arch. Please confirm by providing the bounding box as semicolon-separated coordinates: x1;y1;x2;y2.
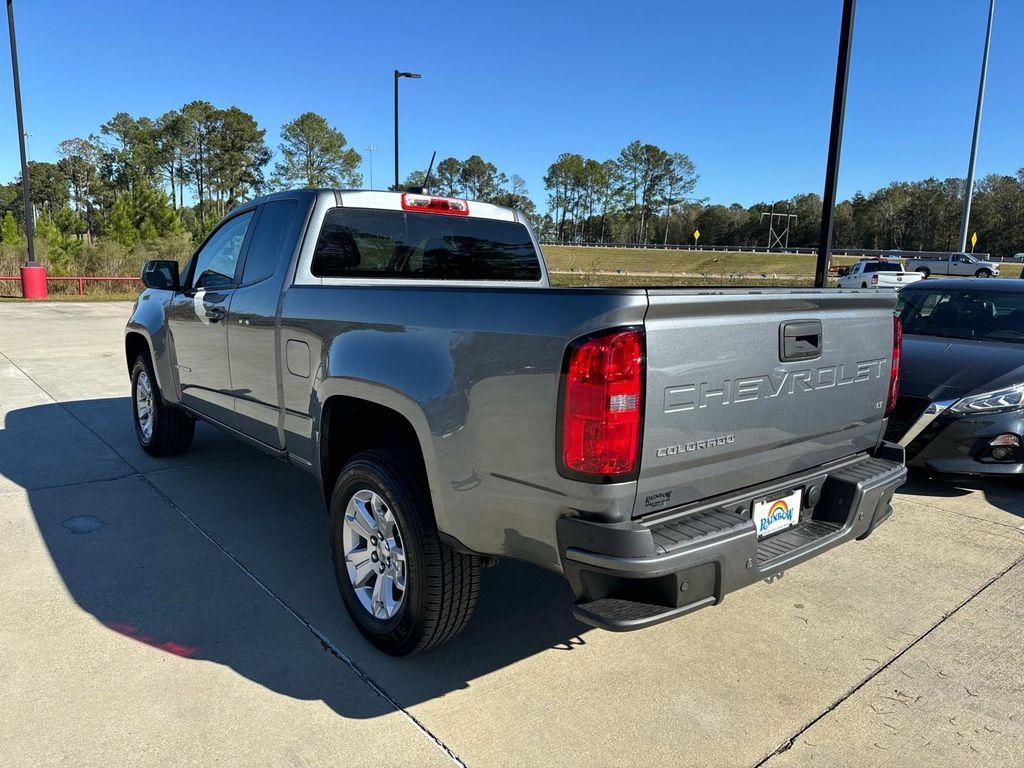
125;330;152;373
317;393;440;524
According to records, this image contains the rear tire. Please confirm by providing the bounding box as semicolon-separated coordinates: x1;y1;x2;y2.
861;281;868;288
131;354;195;456
975;268;992;278
916;267;930;278
329;449;481;656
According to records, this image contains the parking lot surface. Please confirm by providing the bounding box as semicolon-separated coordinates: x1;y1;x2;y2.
2;301;1022;767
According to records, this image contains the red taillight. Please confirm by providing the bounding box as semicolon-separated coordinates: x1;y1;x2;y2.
871;273;879;285
886;315;902;416
401;193;469;216
560;329;644;479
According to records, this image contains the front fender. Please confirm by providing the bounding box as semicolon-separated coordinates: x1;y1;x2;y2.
125;290;178;404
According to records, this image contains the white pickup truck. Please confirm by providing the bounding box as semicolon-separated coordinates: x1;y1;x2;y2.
905;253;1000;278
835;260;924;289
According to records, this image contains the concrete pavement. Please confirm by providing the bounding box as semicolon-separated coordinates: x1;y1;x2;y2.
1;301;1022;767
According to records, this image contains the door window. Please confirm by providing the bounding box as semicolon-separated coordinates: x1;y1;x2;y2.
191;211;254;289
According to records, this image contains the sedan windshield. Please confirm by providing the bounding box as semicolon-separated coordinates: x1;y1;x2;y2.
897;288;1024;343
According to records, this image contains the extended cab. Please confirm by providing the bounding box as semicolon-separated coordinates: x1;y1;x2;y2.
836;259;924;289
126;189;906;655
906;252;1000;278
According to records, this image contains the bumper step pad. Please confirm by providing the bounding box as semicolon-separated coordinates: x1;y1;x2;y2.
573;595;716;632
757;520;842;565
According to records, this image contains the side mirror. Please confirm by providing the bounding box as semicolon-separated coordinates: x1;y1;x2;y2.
141;260;180;291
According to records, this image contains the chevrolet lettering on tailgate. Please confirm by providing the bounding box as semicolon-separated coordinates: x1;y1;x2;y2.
664;358;888;413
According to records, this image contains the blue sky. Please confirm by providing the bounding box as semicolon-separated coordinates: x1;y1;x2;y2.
1;0;1020;209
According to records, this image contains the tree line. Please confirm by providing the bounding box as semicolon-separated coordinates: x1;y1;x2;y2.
539;141;1024;258
2;100;1023;281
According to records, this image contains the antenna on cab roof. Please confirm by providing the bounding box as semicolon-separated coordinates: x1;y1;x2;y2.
421;150;437;192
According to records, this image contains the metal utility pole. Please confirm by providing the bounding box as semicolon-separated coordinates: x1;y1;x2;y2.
6;0;35;265
393;69;421;189
957;0;995;254
815;0;857;287
366;144;375;189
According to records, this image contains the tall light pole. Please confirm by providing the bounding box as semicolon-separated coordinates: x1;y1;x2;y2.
957;0;995;254
394;69;421;189
6;0;35;265
815;0;857;288
365;144;375;189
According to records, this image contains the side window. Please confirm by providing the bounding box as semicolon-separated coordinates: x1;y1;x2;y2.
241;200;299;284
191;211;254;289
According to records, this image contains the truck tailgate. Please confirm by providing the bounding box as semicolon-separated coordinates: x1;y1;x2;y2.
635;289;896;516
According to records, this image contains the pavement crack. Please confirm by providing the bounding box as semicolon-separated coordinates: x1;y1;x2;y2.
751;551;1024;768
140;474;469;768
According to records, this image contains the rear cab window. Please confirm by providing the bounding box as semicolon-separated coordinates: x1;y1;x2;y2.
311;208;542;282
863;262;902;273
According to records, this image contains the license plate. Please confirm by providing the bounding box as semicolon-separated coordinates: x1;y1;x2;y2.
752;489;802;538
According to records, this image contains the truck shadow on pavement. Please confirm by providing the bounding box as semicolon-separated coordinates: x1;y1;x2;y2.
897;469;1024;521
1;397;590;720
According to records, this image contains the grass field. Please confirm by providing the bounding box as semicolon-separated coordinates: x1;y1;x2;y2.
543;245;1022;287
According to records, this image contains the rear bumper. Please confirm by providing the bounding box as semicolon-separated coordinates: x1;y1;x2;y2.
557;444;906;631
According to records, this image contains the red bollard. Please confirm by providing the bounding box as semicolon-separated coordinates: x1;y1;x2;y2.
20;265;47;299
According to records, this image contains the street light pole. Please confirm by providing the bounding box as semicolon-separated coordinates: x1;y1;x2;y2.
6;0;35;265
815;0;856;288
393;69;421;189
366;145;375;189
957;0;995;254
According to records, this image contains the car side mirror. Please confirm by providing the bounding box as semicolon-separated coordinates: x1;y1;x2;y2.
140;260;180;291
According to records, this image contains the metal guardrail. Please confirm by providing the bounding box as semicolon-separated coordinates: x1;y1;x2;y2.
0;275;141;295
540;242;994;259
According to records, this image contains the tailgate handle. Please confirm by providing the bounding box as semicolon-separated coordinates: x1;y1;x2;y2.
780;320;822;361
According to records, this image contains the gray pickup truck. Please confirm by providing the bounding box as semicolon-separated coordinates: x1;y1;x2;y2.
126;188;906;655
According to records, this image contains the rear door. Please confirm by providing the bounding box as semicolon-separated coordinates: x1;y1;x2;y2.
634;289;896;516
167;209;255;426
227;198;305;448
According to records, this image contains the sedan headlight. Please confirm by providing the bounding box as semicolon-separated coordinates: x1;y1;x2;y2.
949;384;1024;414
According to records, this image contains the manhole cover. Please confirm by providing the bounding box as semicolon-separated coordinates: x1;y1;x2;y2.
63;515;104;534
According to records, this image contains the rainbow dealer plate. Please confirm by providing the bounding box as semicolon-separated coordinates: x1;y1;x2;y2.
752;489;802;538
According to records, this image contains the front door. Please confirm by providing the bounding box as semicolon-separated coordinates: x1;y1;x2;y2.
167;209;255;426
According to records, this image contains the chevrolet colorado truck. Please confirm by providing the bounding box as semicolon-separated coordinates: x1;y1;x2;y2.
126;189;907;655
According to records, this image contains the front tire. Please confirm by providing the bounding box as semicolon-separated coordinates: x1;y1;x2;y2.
916;267;930;278
975;268;992;278
131;354;195;456
329;449;481;656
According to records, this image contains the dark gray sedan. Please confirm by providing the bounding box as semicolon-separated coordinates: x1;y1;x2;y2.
888;279;1024;477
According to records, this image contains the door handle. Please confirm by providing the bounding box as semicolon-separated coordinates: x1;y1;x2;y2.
779;320;822;362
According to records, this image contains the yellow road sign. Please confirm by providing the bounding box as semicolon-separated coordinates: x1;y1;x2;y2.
971;232;978;248
693;229;701;242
